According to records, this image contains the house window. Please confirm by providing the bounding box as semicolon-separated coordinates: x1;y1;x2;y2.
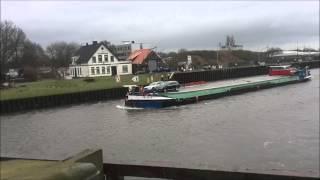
98;55;102;63
96;67;100;74
110;56;114;62
92;56;96;63
102;67;106;74
79;68;82;75
101;47;104;50
104;54;108;62
91;67;95;75
106;66;110;74
122;65;128;73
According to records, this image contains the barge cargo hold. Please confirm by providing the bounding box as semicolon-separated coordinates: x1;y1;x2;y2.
125;67;311;108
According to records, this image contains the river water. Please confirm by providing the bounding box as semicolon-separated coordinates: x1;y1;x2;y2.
1;69;319;175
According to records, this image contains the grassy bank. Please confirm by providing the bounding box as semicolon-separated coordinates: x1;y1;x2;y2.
0;73;169;101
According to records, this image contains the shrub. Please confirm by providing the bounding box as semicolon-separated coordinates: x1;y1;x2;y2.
23;66;38;81
83;78;95;83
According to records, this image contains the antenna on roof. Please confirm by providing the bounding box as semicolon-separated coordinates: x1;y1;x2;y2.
122;40;136;44
122;40;146;49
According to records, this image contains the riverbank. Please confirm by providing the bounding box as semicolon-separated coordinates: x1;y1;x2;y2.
0;61;318;114
1;61;318;101
0;73;167;101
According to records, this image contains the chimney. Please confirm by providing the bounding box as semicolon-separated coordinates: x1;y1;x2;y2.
86;43;89;46
92;41;98;45
140;43;143;49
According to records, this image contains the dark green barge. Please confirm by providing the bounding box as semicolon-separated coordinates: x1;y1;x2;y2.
125;66;311;108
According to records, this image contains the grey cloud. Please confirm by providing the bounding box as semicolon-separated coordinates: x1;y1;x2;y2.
2;1;319;51
147;17;318;51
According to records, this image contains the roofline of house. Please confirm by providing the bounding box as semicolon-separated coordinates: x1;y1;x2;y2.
74;41;121;64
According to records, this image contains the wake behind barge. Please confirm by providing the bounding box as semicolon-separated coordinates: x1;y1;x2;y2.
125;66;311;109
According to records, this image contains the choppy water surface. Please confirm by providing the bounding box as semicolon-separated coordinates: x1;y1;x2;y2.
1;69;319;175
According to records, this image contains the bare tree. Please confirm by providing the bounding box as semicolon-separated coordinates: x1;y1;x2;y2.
266;47;282;57
100;40;117;54
303;47;316;52
0;20;26;73
178;48;187;54
46;42;79;68
19;40;47;68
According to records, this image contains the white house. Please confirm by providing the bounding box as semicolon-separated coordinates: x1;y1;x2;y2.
69;41;132;78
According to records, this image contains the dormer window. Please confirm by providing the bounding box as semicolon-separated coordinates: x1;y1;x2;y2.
98;55;102;63
104;54;108;62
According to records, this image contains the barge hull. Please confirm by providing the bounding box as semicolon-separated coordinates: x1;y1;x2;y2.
125;99;176;108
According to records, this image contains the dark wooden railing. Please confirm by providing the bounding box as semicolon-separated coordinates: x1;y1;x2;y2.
104;163;318;180
171;60;320;84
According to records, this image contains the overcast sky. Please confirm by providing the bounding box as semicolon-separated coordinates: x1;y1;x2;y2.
2;1;319;52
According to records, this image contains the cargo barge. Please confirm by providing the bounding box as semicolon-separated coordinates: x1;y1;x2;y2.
125;66;311;108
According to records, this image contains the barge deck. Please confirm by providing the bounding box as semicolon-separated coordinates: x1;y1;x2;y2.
161;75;299;100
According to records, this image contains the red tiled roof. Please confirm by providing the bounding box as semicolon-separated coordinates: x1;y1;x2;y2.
128;49;154;64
